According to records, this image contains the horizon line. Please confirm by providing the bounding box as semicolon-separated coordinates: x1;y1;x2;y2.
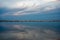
0;20;60;22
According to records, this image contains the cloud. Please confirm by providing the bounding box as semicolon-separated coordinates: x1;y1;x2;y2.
43;6;56;11
1;0;59;8
0;0;40;8
0;0;60;16
43;0;57;3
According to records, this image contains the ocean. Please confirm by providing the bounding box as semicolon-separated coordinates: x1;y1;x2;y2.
0;22;60;40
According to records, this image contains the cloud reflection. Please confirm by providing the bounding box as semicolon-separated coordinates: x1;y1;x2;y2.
0;24;60;40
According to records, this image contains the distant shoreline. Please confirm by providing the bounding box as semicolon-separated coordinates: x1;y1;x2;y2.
0;20;60;22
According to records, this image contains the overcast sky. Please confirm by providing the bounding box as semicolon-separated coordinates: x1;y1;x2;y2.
0;0;60;20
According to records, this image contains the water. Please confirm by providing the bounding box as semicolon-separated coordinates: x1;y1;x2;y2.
0;22;60;40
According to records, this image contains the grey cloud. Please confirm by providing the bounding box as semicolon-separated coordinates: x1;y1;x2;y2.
0;0;60;16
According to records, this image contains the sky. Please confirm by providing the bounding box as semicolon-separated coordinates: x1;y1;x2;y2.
0;0;60;20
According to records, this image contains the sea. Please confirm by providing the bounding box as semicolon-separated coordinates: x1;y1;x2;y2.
0;22;60;40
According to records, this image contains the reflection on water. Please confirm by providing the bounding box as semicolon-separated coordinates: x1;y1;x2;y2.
0;22;60;40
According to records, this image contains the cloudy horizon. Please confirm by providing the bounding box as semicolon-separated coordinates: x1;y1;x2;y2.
0;0;60;40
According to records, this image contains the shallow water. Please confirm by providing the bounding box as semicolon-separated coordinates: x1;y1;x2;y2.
0;22;60;40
